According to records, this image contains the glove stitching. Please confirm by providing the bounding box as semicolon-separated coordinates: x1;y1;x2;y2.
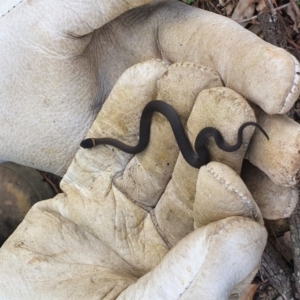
0;0;23;20
279;55;300;113
205;165;259;222
168;62;217;77
284;187;298;217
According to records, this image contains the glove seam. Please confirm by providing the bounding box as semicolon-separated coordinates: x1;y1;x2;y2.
112;173;172;249
168;62;218;77
0;0;23;20
279;55;300;113
205;165;260;223
149;209;172;249
284;187;298;218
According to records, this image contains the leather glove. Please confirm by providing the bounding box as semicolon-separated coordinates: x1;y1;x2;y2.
1;0;300;298
0;0;299;176
0;60;268;299
2;0;299;220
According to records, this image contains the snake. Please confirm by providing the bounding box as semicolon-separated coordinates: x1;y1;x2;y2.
80;100;269;168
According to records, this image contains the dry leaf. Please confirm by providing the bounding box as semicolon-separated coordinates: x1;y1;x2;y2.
239;283;260;300
231;0;266;23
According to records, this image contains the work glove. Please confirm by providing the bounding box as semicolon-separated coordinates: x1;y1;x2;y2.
1;0;300;298
0;60;269;299
0;0;299;176
2;0;299;221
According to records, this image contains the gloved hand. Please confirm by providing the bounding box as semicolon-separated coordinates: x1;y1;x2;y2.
0;0;299;176
1;0;299;218
0;60;268;299
0;0;300;299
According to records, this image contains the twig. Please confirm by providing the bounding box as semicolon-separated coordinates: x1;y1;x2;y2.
217;0;232;9
290;0;300;19
290;196;300;296
237;3;290;23
205;1;223;15
265;0;276;16
287;37;300;51
260;241;293;299
37;170;61;194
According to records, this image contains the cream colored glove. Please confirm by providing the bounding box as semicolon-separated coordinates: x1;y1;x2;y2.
0;60;268;300
1;0;300;298
1;0;299;221
0;0;299;176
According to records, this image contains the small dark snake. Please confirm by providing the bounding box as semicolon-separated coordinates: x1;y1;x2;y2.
80;100;269;169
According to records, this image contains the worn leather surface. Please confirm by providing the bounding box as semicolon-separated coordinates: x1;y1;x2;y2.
0;60;267;299
0;0;299;175
0;1;299;298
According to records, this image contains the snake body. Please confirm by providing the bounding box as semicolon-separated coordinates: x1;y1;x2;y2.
80;100;269;168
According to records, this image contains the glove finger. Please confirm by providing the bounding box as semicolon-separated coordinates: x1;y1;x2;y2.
155;87;259;246
117;217;267;300
114;62;222;207
189;87;260;175
157;0;300;114
194;161;263;228
242;160;299;220
247;109;300;186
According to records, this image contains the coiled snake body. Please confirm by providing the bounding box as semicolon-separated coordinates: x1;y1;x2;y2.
80;100;268;168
